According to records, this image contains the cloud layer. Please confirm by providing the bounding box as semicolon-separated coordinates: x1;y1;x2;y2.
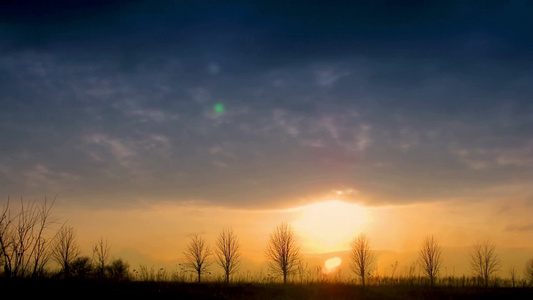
1;1;531;208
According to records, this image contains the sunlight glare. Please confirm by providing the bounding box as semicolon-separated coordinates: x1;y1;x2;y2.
294;200;368;253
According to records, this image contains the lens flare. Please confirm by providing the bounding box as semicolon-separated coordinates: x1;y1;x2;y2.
323;257;342;274
214;103;225;114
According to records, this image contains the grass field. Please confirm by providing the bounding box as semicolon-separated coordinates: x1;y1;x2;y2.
3;279;533;300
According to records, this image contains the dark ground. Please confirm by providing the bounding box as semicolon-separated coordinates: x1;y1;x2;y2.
2;279;533;300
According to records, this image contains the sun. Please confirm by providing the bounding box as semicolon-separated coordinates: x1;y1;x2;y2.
293;200;368;253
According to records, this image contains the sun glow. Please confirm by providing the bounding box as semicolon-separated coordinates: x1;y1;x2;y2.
293;200;368;253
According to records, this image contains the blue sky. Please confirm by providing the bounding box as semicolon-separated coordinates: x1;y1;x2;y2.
1;1;532;210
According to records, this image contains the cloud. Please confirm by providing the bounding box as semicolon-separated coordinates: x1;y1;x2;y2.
117;100;180;123
189;87;211;103
0;2;531;209
83;132;174;171
315;69;350;87
84;134;137;168
449;141;533;171
505;223;533;232
496;145;533;167
271;109;301;138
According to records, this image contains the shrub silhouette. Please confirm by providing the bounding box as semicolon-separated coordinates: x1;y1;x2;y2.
106;258;130;281
70;256;93;279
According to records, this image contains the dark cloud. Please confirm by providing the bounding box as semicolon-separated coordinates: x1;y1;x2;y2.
1;1;532;208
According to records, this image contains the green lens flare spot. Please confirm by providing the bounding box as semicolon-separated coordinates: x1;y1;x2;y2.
214;103;225;114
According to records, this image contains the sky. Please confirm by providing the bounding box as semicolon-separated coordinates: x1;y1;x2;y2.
1;1;532;278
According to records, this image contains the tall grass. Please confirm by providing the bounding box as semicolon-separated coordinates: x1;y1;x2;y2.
129;263;533;288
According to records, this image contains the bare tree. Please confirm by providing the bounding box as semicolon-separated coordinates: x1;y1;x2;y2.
524;258;533;286
470;239;500;287
183;234;211;283
0;197;55;278
418;235;442;286
0;199;12;276
350;233;374;286
92;236;110;279
509;266;517;288
0;200;11;277
51;224;80;278
265;222;301;284
215;228;241;284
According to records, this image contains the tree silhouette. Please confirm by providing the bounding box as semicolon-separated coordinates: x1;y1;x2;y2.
183;234;211;283
51;224;80;278
470;239;500;287
418;235;442;286
350;233;374;286
0;198;55;278
524;258;533;286
265;222;300;284
215;228;241;284
509;266;517;288
92;237;110;279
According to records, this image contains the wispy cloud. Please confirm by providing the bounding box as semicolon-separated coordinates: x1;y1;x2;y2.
505;223;533;232
449;142;533;170
83;132;172;170
84;134;137;168
122;105;179;123
315;69;350;87
22;164;79;191
0;1;531;209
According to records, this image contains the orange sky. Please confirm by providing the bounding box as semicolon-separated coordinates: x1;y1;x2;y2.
52;189;533;279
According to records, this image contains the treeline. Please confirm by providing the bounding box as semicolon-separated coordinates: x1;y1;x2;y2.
2;198;533;288
0;198;128;280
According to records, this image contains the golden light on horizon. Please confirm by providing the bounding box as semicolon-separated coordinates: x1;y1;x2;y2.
293;200;368;253
323;257;342;274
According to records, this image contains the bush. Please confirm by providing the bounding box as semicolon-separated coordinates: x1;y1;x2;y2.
70;256;94;279
106;259;130;281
